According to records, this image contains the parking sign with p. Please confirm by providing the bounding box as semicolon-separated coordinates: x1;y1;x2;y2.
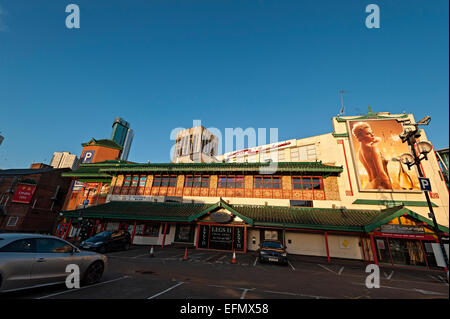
418;177;432;192
81;150;95;163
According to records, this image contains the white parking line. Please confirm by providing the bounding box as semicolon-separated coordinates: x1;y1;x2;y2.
147;281;185;299
288;260;296;271
351;282;445;296
133;253;153;259
217;255;227;262
263;290;331;299
240;288;255;299
318;264;336;274
383;271;394;280
253;257;258;267
36;276;130;299
428;274;449;287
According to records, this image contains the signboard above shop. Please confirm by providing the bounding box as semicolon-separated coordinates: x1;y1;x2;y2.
380;224;425;235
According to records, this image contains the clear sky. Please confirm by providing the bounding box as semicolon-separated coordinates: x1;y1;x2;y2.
0;0;448;168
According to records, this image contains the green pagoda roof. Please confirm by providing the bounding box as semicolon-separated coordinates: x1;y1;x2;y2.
81;138;123;151
98;161;343;175
60;200;449;234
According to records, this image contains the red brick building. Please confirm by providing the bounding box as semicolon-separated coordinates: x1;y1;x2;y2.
0;164;72;233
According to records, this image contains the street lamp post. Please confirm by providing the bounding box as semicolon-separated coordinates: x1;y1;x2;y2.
398;116;448;274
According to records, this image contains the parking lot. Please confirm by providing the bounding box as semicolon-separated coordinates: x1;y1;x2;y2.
1;245;448;300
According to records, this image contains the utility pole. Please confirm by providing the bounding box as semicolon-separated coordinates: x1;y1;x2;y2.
398;116;448;275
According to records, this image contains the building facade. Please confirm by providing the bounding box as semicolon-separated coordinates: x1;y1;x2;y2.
56;111;449;271
172;126;219;163
0;165;72;233
111;117;134;161
50;151;79;170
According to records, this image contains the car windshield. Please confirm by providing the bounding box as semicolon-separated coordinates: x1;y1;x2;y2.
86;231;112;242
261;241;283;249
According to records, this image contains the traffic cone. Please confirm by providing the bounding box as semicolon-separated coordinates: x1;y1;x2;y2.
183;247;188;261
232;250;237;264
149;246;154;257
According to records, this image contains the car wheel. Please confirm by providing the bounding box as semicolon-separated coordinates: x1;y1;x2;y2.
82;261;104;285
123;242;130;251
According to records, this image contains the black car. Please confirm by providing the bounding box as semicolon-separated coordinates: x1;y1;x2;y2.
258;240;288;265
80;230;131;253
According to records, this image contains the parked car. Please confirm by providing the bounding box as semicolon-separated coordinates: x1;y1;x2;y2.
79;230;131;253
0;233;107;293
258;240;288;265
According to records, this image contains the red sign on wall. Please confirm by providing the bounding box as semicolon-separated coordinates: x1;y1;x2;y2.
12;184;36;203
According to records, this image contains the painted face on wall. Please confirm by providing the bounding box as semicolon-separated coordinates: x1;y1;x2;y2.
359;126;376;144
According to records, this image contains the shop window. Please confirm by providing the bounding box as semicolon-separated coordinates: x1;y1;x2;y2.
123;175;132;187
143;223;160;237
134;224;145;236
174;224;195;243
264;230;279;240
153;176;177;187
292;176;323;190
185;176;193;187
105;222;119;232
201;176;209;188
139;176;147;187
161;224;171;235
131;175;139;187
217;176;243;189
254;176;281;189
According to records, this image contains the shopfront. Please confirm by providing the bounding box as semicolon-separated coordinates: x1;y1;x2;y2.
196;224;246;252
371;224;446;270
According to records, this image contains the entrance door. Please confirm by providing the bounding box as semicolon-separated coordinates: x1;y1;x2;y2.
389;239;427;267
375;238;392;264
174;224;195;243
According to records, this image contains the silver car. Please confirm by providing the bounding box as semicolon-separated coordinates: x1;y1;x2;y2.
0;233;107;293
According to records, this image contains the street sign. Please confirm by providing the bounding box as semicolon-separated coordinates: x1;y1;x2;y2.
418;177;432;192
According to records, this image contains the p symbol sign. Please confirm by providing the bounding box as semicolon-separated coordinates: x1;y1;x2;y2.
418;177;432;192
82;150;95;163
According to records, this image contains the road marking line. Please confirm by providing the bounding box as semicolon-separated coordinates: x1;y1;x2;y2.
263;290;331;299
208;284;226;288
338;267;344;275
204;254;221;262
383;271;394;280
133;253;153;259
253;257;258;267
36;276;130;299
437;275;449;286
147;282;185;299
318;264;336;274
351;282;444;295
240;288;254;299
217;255;227;262
288;261;296;271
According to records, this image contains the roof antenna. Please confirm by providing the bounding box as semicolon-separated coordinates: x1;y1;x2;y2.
339;90;349;116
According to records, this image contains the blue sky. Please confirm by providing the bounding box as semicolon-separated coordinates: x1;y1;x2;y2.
0;0;448;168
